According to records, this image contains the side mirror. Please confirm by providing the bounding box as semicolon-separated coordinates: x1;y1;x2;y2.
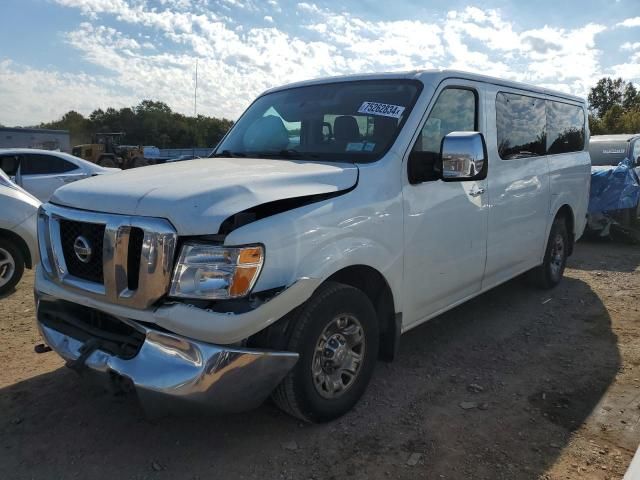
440;132;487;181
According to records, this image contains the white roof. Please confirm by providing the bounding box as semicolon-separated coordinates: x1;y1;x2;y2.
263;69;585;104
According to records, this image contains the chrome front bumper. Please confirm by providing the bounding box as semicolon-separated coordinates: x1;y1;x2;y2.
36;296;299;415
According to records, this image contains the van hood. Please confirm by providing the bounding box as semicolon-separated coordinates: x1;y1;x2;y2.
50;157;358;235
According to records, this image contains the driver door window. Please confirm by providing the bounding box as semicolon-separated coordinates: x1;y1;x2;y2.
415;89;477;153
409;88;477;183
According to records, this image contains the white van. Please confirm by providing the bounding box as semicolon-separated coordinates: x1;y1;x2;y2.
34;70;590;422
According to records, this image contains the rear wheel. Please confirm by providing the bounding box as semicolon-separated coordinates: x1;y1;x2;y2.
528;217;569;289
0;239;25;295
272;282;379;423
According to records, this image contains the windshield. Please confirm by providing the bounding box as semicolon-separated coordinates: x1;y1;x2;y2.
214;79;422;162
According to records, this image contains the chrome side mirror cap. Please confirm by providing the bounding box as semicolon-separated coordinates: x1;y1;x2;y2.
440;132;487;181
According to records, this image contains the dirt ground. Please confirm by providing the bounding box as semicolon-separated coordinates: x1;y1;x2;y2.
1;240;639;480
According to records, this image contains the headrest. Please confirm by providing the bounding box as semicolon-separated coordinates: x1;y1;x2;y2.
334;116;360;142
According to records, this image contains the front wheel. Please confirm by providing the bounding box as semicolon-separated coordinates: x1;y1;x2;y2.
0;239;25;295
97;156;117;168
528;217;569;289
272;282;379;423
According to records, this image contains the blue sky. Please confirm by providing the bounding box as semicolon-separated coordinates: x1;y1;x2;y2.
1;0;639;126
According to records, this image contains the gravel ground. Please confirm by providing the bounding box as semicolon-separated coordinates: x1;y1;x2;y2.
0;240;639;480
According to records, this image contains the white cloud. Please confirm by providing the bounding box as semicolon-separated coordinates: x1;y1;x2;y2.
621;41;640;51
0;60;134;126
617;17;640;28
0;1;631;127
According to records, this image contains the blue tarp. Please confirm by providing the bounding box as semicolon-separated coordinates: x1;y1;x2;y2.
588;159;640;214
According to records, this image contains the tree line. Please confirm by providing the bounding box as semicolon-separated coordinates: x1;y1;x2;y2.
588;77;640;134
39;100;234;149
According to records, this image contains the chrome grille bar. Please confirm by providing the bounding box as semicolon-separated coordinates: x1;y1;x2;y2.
38;204;177;309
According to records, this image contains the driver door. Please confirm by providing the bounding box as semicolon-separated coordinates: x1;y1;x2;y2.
402;83;489;329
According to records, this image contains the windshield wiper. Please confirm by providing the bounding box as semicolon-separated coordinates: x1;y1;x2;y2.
211;150;246;158
252;149;320;159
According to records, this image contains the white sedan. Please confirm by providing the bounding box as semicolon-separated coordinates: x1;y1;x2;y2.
0;148;120;202
0;169;40;294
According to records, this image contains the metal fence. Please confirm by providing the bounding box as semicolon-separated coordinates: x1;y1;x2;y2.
156;147;214;159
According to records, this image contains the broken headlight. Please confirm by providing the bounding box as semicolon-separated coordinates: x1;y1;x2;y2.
169;243;264;300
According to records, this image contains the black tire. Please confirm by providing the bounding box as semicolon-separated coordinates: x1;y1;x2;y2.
97;156;118;168
0;238;25;295
272;282;379;423
528;217;569;289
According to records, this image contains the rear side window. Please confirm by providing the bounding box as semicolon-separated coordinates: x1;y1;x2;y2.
0;154;20;176
547;102;585;154
496;93;546;159
22;154;78;175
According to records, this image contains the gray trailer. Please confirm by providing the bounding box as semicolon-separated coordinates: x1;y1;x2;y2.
0;127;71;153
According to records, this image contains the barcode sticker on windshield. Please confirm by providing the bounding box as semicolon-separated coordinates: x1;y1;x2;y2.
358;102;405;119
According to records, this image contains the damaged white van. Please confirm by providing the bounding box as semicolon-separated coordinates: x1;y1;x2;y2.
35;70;590;422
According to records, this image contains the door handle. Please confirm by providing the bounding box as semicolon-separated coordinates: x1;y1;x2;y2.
469;187;485;197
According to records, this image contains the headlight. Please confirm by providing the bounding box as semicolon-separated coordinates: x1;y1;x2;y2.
169;242;264;300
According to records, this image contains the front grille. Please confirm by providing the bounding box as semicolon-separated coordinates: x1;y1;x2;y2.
60;220;105;284
39;205;177;309
38;300;145;359
127;227;144;290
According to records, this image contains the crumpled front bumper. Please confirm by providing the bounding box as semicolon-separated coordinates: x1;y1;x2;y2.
36;295;299;415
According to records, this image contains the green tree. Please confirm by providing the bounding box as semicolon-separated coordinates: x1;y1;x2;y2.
621;109;640;133
623;83;640;111
39;100;233;150
588;77;626;118
588;77;640;134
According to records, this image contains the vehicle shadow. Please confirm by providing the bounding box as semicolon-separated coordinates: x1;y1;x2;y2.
571;238;640;273
0;276;619;480
0;286;18;301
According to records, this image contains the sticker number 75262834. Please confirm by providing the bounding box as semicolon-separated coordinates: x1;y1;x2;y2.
357;101;406;119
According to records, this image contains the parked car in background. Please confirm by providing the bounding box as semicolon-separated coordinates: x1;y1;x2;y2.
588;134;640;230
0;149;119;202
589;134;640;172
35;70;590;422
0;169;39;294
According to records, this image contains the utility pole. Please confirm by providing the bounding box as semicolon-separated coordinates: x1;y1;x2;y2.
193;59;198;158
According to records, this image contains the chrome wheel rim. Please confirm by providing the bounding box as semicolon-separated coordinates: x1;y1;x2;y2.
312;314;365;399
549;233;565;280
0;247;16;288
